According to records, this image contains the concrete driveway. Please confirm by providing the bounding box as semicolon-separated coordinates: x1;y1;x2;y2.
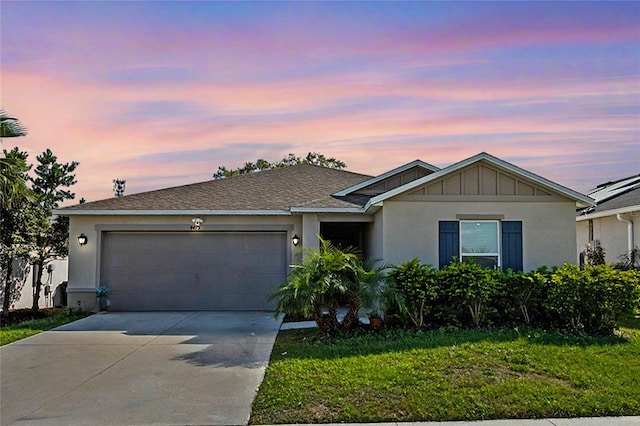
1;311;282;426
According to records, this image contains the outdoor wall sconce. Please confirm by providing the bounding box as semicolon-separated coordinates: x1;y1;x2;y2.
77;234;88;246
291;234;300;246
190;217;203;231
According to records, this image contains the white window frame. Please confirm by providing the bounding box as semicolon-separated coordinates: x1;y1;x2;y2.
459;220;501;269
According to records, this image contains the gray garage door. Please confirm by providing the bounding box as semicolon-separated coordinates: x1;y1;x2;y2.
101;232;287;311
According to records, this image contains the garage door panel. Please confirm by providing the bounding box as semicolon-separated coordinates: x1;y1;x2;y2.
101;232;287;311
156;273;193;292
264;259;286;273
104;252;132;271
240;274;265;292
220;293;253;310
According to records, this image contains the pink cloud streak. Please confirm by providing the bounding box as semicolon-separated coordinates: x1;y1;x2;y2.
2;2;638;202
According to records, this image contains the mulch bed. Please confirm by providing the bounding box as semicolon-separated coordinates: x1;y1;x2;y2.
0;308;54;327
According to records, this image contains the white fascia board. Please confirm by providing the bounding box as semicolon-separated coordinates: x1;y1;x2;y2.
364;152;595;211
54;209;292;216
333;159;440;196
290;207;366;213
576;204;640;221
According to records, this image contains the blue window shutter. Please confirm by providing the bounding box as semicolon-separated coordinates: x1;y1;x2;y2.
439;221;459;269
502;221;523;272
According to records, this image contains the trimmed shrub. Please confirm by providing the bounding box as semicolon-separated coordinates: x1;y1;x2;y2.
498;268;555;329
438;260;498;328
547;264;640;335
388;259;439;328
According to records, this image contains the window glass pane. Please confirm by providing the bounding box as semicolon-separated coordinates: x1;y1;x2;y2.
462;255;498;269
461;221;498;254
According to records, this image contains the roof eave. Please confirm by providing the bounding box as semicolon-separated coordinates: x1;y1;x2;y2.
290;207;366;214
576;204;640;221
54;209;293;216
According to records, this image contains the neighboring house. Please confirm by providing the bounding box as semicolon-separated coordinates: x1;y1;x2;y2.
576;175;640;264
55;152;593;312
0;258;69;310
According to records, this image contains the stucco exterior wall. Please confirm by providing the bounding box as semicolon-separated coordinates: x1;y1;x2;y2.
301;213;319;252
67;214;302;311
576;212;639;263
365;209;384;260
381;200;577;270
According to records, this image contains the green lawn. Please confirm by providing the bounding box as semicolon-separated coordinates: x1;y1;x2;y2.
250;320;640;424
0;309;90;346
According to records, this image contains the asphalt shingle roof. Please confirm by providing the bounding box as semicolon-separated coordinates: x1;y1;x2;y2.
61;164;372;212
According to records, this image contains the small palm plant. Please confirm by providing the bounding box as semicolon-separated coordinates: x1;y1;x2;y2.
341;258;400;331
270;237;357;333
270;237;404;334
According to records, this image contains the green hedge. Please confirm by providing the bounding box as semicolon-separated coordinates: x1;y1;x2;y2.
388;260;640;336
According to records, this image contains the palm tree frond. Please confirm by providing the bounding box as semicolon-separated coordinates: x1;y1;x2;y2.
0;110;28;138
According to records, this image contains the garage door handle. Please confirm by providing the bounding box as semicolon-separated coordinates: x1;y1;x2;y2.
195;273;199;282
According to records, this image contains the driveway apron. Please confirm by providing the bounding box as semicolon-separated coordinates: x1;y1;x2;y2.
0;311;282;426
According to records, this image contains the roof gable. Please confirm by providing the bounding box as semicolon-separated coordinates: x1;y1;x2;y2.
407;162;555;197
365;152;594;209
334;160;439;196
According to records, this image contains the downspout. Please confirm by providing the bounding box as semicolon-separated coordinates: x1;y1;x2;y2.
616;213;634;253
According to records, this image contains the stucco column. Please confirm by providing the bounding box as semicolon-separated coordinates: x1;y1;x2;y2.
66;217;100;312
302;213;320;252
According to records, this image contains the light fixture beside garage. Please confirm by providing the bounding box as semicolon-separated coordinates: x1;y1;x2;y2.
190;217;203;231
77;233;88;246
291;234;300;246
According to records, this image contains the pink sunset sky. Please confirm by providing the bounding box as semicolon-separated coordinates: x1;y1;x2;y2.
1;1;639;203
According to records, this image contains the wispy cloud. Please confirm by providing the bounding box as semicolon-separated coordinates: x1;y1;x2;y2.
2;1;638;202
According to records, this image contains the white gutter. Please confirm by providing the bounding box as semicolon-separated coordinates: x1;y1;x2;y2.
617;213;634;253
289;207;366;213
576;205;640;221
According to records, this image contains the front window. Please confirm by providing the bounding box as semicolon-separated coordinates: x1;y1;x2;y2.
460;220;500;269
